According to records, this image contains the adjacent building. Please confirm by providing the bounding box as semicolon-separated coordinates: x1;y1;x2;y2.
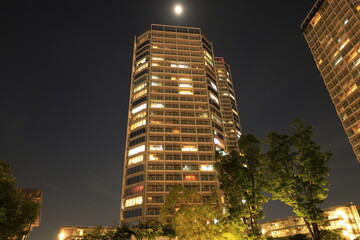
301;0;360;164
261;203;360;240
121;24;241;224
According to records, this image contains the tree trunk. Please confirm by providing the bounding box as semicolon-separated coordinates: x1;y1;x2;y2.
304;218;316;240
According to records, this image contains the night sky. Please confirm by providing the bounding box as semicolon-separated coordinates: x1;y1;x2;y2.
1;1;359;240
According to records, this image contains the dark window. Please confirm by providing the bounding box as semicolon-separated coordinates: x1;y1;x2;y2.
129;136;146;147
127;165;144;175
124;208;142;219
130;128;146;138
126;175;144;185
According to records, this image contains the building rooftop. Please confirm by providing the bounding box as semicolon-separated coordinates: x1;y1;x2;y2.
300;0;325;32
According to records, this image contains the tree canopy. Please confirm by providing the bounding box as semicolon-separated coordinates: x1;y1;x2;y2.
0;160;39;240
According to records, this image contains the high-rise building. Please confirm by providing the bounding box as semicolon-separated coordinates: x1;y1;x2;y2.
301;0;360;164
120;24;241;224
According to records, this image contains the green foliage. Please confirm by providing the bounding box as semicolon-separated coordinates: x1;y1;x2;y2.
160;185;246;240
215;134;268;238
264;119;332;240
319;229;345;240
130;222;163;240
0;160;39;240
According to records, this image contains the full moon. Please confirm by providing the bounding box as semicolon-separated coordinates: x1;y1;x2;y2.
174;4;183;15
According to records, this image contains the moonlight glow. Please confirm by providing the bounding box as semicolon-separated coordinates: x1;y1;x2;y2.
174;4;183;15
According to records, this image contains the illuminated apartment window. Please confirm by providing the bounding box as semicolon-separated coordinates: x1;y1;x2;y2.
151;75;159;79
152;57;164;61
179;90;193;95
152;63;160;67
149;145;163;151
132;103;147;114
151;103;164;108
128;145;145;157
136;63;148;73
128;155;144;165
200;164;214;171
124;196;143;207
209;92;219;104
130;119;146;130
179;83;192;88
133;111;147;121
310;12;321;27
184;174;198;181
151;82;162;86
182;145;198;151
214;137;225;149
136;57;147;66
339;39;350;50
209;81;218;91
179;77;191;81
133;89;148;99
133;83;147;93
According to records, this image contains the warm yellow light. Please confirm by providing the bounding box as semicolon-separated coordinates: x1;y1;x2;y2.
174;4;183;15
59;233;65;240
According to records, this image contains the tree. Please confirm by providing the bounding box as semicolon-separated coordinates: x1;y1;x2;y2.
215;134;268;239
264;120;332;240
130;222;163;240
319;229;345;240
160;185;245;240
0;160;39;240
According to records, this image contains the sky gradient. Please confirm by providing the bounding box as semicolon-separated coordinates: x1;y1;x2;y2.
1;1;359;240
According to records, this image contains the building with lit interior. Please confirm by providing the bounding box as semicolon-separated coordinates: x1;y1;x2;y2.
58;226;112;240
301;0;360;165
261;203;360;240
120;24;241;224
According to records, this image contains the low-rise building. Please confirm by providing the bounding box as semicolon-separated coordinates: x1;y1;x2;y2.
261;203;360;240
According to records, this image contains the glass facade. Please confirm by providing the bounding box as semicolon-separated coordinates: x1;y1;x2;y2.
301;0;360;164
120;24;241;224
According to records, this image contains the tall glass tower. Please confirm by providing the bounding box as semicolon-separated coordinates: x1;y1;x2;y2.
301;0;360;165
121;24;241;224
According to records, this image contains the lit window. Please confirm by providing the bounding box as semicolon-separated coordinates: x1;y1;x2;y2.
152;63;160;67
343;19;349;25
124;196;143;207
133;83;147;93
182;145;197;151
151;75;159;79
133;111;147;121
149;154;159;160
232;109;238;115
210;81;218;91
200;164;214;171
151;82;162;86
171;64;177;68
151;103;164;108
171;77;177;80
229;94;235;100
179;77;191;81
179;90;193;95
136;63;148;73
152;45;158;49
184;175;197;181
130;119;146;130
128;155;144;165
128;145;145;156
133;89;147;99
214;137;225;149
347;84;358;96
209;93;219;104
204;50;213;60
179;83;192;88
334;57;342;66
136;57;147;66
339;39;350;50
149;145;163;151
132;103;147;114
221;93;229;96
310;12;321;27
152;57;164;61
